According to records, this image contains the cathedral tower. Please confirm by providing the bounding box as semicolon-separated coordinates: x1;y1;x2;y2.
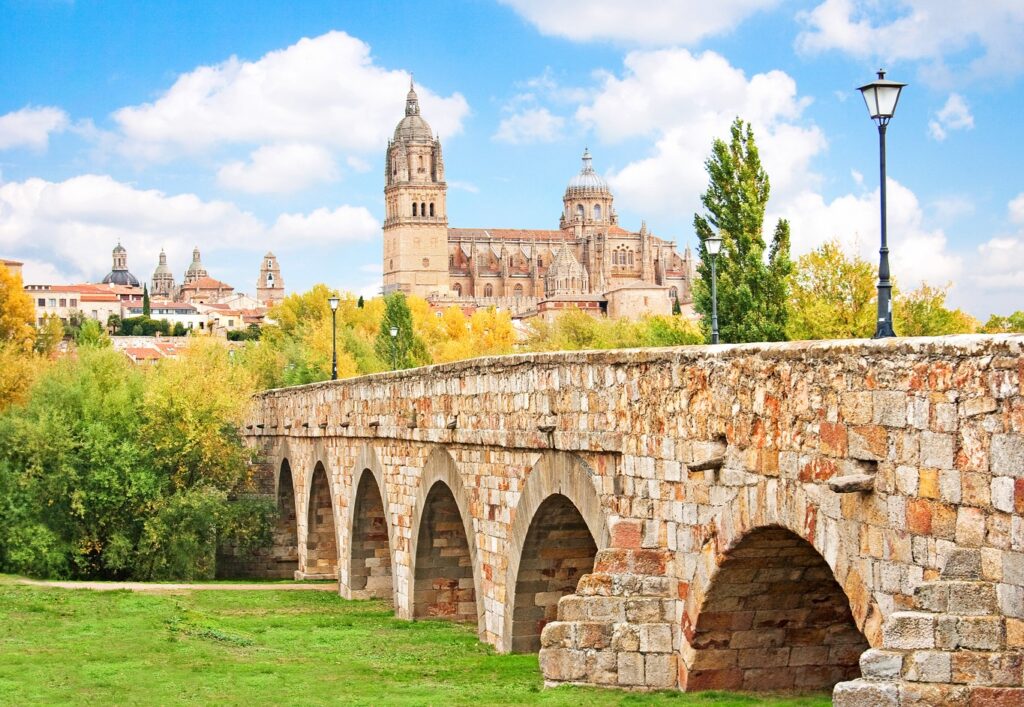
151;248;176;298
382;81;449;296
256;252;284;307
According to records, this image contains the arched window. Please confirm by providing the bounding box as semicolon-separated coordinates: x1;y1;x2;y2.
537;256;543;268
484;283;494;297
453;283;462;296
628;251;635;265
449;254;454;267
412;202;418;216
421;202;427;217
593;204;601;220
576;204;584;219
514;284;523;298
267;273;274;284
669;286;678;301
429;203;435;217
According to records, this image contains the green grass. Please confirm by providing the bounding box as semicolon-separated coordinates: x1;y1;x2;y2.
0;576;831;706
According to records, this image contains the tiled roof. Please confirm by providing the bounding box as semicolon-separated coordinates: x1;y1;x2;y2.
449;228;572;241
124;347;162;360
182;276;234;290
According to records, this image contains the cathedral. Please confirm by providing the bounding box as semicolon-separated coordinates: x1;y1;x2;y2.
383;82;694;319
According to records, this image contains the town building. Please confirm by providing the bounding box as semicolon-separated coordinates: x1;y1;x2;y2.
383;82;694;319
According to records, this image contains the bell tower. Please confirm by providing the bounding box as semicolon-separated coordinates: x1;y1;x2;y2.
257;252;284;307
382;81;450;296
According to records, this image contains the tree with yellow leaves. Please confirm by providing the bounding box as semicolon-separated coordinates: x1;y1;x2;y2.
0;263;35;350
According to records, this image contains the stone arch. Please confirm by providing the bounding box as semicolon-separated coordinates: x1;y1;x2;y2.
271;458;299;577
344;445;396;602
408;447;484;637
502;451;610;653
305;460;338;578
683;524;870;693
484;282;493;297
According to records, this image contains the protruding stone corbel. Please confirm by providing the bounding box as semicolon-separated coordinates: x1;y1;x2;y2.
318;421;328;429
256;423;265;429
340;417;351;428
283;422;292;430
406;412;417;429
687;456;725;472
368;420;380;428
445;415;458;430
828;474;876;493
537;424;557;434
246;424;253;430
302;422;309;429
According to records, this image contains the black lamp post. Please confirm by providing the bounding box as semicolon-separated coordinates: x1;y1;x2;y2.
389;325;399;370
328;296;339;380
706;234;722;344
858;69;907;339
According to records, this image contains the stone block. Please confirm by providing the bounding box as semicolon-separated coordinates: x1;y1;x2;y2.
1003;552;1024;586
874;392;908;428
616;651;644;686
859;648;904;678
993;477;1016;513
611;624;640;652
625;598;663;623
540;622;574;649
903;650;952;683
883;612;935;649
638;623;672;653
1006;618;1024;648
833;680;900;707
899;683;971;706
540;647;586;681
958;616;1004;650
992;434;1024;477
557;596;587;622
968;687;1024;706
952;650;1023;686
576;622;613;650
943;549;983;580
921;432;955;469
587;596;625;622
850;425;888;461
644;653;676;689
914;582;948;612
947;581;998;615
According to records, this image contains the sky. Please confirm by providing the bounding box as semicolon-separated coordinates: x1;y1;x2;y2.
1;0;1022;317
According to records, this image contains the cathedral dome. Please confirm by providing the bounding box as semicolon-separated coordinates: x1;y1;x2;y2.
393;81;434;143
153;249;171;275
101;269;140;287
565;149;610;195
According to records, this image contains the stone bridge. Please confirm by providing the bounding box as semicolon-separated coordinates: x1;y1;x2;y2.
240;335;1024;704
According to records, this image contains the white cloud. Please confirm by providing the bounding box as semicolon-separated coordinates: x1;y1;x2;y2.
975;237;1024;290
797;0;1024;83
359;263;383;274
928;93;973;141
500;0;780;45
768;179;962;290
0;106;69;151
345;156;371;173
494;108;565;144
1008;192;1024;224
0;174;378;283
112;31;469;161
270;205;378;245
449;180;480;194
576;48;824;217
217;143;338;194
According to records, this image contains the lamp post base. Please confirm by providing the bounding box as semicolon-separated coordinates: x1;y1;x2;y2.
872;320;896;339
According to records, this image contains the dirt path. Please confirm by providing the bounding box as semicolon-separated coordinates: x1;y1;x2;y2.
17;579;339;592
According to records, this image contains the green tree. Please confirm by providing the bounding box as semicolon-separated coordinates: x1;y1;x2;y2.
374;293;429;369
894;284;977;336
76;318;111;348
142;285;151;317
979;311;1024;333
693;118;791;343
787;240;877;340
34;314;64;355
357;296;365;309
0;263;35;350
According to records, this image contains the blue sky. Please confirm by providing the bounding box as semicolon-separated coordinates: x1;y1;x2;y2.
1;0;1022;316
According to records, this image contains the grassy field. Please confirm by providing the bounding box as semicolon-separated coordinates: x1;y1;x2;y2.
0;577;832;706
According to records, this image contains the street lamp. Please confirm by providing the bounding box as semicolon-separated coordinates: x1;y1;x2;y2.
389;325;399;370
705;235;722;344
858;69;907;339
328;296;339;380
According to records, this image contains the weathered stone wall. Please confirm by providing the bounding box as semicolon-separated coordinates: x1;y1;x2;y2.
242;334;1024;703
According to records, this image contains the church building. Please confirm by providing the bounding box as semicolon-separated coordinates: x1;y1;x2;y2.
383;82;693;319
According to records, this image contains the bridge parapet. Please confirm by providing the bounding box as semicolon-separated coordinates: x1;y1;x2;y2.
243;335;1024;701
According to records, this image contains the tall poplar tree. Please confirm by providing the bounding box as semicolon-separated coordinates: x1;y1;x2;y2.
142;285;151;318
374;293;429;370
693;118;792;343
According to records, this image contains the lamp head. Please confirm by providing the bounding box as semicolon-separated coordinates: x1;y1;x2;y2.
705;235;723;257
857;69;907;124
328;296;339;312
389;326;398;337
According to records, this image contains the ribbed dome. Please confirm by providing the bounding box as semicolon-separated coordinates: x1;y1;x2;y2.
393;81;434;142
565;149;610;195
102;269;140;287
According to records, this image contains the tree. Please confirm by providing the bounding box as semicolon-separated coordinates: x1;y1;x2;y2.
142;285;151;318
894;284;977;337
374;293;429;369
0;263;35;350
34;314;64;355
979;311;1024;333
693;118;791;343
76;318;111;348
787;240;877;340
357;296;365;309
